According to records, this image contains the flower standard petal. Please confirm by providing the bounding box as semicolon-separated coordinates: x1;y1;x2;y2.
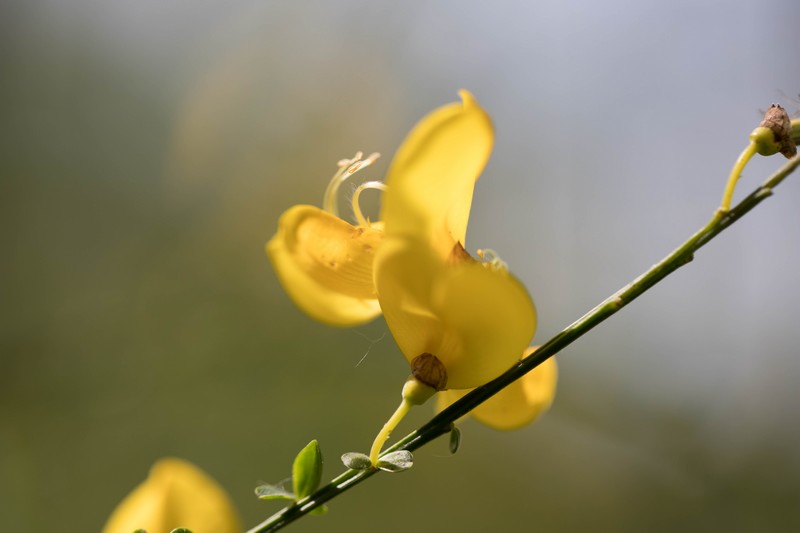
381;90;494;253
102;458;240;533
267;204;383;326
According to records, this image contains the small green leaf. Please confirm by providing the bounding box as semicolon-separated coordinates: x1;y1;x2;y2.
169;529;193;533
310;504;329;516
375;450;413;472
133;530;147;533
449;426;462;454
255;483;295;501
292;440;323;499
341;452;372;470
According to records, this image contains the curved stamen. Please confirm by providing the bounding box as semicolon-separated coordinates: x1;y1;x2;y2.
323;152;380;218
351;180;388;227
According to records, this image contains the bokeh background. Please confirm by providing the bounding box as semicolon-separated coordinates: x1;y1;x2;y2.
2;1;800;531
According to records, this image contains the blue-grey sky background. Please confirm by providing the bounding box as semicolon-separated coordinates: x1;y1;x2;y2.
2;1;799;531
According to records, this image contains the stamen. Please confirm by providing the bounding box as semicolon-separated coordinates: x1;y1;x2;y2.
323;152;380;218
351;181;388;227
477;248;509;272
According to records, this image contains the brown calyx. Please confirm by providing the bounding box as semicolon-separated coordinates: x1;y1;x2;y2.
760;104;797;158
411;353;448;391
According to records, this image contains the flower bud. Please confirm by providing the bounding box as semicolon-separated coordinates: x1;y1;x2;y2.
750;104;796;158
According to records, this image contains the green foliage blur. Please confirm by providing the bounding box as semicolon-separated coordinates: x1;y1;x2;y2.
2;1;800;532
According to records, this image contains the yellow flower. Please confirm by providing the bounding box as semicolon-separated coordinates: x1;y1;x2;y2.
101;458;241;533
437;347;557;430
267;91;553;461
374;91;536;390
267;153;384;326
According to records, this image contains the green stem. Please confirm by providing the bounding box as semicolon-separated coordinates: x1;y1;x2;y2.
247;153;800;533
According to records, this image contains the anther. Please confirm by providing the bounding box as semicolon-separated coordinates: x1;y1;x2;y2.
346;152;380;174
477;248;509;272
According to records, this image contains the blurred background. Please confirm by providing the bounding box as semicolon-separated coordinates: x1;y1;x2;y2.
2;1;800;531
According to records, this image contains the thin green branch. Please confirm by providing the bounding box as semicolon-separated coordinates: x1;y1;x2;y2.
248;153;800;533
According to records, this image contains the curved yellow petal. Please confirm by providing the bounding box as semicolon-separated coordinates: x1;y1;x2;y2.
431;259;536;389
437;351;558;430
375;238;536;389
374;238;443;364
267;204;383;326
380;90;493;254
102;458;241;533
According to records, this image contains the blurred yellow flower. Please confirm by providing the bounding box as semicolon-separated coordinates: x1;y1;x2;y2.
267;152;384;326
101;458;240;533
437;347;557;430
375;91;536;391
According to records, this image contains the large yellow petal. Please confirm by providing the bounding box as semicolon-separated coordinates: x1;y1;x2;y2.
430;258;536;389
267;204;383;326
380;90;493;254
102;458;241;533
437;350;557;430
375;238;536;389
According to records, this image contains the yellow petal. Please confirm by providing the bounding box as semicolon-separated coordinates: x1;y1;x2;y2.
431;258;536;388
380;90;493;254
374;238;443;367
267;204;383;326
437;351;557;430
375;238;536;389
101;458;241;533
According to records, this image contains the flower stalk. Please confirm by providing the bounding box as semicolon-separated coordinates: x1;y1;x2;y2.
368;398;413;465
368;376;438;464
247;151;800;533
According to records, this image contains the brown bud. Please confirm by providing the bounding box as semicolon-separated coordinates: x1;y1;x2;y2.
759;104;797;158
411;353;448;390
